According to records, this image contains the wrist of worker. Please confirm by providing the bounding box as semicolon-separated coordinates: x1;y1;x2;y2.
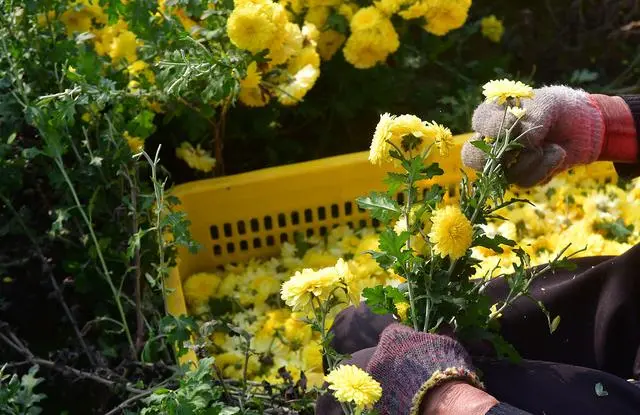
589;94;638;163
420;380;498;415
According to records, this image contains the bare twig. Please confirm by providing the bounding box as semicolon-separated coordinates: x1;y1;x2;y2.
0;328;144;394
213;100;230;176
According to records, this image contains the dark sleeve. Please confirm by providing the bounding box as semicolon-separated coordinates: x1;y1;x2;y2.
614;95;640;179
485;402;532;415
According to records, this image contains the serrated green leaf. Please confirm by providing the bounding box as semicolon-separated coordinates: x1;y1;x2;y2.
420;163;444;179
356;192;401;224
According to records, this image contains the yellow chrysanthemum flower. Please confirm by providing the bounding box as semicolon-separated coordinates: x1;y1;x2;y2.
302;22;320;44
350;7;384;32
395;302;410;320
183;272;222;312
374;0;405;16
280;267;341;311
60;0;107;35
175;142;216;173
239;85;270;107
482;79;534;106
283;314;312;347
227;2;280;53
422;0;471;36
241;62;262;89
428;205;473;260
305;6;330;28
369;113;396;165
399;1;429;20
317;30;346;61
60;9;93;35
275;64;320;106
428;122;454;157
338;3;359;21
325;365;382;410
123;131;144;153
368;113;433;165
288;47;321;75
480;15;505;43
109;30;139;63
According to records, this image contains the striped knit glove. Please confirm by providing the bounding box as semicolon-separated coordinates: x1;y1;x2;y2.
365;324;483;415
461;86;638;187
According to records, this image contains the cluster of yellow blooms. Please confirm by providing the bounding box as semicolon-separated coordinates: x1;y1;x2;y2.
473;165;640;278
183;227;403;387
369;113;454;165
229;0;480;106
227;0;322;107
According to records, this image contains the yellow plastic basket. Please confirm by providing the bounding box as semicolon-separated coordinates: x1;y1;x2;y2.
165;133;617;365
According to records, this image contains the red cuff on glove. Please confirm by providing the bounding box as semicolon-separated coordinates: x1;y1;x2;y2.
590;94;638;163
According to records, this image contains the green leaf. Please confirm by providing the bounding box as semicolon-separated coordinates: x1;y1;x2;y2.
470;140;492;154
593;219;634;243
356;192;401;224
474;234;516;254
378;229;409;260
363;285;406;315
420;163;444;179
384;172;406;195
550;315;561;334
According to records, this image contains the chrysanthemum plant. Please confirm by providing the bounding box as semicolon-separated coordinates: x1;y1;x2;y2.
357;80;576;356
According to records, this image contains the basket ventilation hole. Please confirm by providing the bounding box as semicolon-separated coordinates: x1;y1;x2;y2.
317;206;326;220
264;216;273;231
291;211;300;225
237;221;246;235
280;233;288;243
304;208;313;223
266;235;275;246
347;221;354;229
306;228;314;237
250;218;259;232
253;238;262;248
226;243;235;254
359;219;367;228
223;223;233;237
213;245;222;256
319;226;328;236
240;240;248;251
372;218;381;228
278;213;286;228
397;193;405;204
210;225;219;240
331;204;339;218
344;202;353;216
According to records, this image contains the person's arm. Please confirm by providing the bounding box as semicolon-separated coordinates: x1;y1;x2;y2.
365;324;532;415
613;95;640;179
422;380;531;415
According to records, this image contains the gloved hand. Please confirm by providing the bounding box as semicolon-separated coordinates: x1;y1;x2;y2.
461;85;638;187
366;323;483;415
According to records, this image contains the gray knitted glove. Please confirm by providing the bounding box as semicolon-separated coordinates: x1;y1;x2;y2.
461;86;606;187
365;324;483;415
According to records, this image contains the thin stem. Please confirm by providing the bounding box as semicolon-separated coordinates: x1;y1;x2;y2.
53;156;135;356
123;166;145;353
